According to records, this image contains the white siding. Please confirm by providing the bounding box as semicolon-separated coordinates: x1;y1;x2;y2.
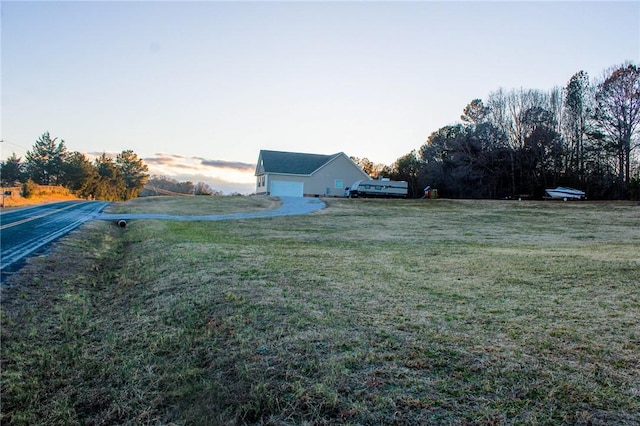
270;180;304;197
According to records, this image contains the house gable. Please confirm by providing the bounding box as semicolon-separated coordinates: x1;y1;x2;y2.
255;149;370;197
311;153;368;178
256;150;335;176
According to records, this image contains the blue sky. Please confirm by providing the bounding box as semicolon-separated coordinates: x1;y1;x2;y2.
2;1;639;193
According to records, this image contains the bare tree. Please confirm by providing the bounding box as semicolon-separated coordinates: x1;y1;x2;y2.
350;157;374;176
594;63;640;198
194;181;221;195
564;71;593;184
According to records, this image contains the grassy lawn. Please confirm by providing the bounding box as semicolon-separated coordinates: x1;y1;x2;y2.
2;197;639;425
105;195;281;215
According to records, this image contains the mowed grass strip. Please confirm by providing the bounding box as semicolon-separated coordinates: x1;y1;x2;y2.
1;198;639;425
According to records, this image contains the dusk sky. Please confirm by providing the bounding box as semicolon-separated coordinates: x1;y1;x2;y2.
2;1;639;194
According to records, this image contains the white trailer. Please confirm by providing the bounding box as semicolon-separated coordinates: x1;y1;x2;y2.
347;179;408;198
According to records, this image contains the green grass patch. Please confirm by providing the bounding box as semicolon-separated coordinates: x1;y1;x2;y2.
2;198;639;424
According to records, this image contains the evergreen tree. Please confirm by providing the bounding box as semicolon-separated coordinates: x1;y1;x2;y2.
0;153;25;185
116;150;149;200
61;152;97;198
91;153;126;201
24;132;68;185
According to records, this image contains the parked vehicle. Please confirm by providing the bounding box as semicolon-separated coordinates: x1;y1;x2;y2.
347;179;408;198
545;187;586;200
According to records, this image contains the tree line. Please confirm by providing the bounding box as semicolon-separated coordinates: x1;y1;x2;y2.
359;63;640;200
140;175;222;196
0;132;149;201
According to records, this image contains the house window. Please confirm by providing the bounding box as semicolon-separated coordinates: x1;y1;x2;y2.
334;179;343;189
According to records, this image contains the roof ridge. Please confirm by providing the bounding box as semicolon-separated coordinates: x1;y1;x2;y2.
260;149;334;156
259;150;337;175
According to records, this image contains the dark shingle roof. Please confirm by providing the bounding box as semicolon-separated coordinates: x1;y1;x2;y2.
259;150;339;175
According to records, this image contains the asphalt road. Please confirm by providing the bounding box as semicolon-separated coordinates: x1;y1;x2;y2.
0;197;325;283
0;201;111;281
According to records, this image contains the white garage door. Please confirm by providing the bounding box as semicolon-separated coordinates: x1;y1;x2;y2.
271;180;304;197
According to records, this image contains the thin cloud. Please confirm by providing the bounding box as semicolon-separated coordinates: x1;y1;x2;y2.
200;159;255;171
145;153;255;173
142;153;256;194
145;156;196;170
87;152;255;175
163;153;189;159
144;156;175;166
87;151;118;159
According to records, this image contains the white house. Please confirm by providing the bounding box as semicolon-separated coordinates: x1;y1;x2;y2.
255;150;370;197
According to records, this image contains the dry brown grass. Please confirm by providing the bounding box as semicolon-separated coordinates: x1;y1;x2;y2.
2;197;639;425
106;195;280;215
1;192;81;208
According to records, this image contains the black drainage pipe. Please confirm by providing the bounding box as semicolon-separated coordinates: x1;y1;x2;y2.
117;220;127;228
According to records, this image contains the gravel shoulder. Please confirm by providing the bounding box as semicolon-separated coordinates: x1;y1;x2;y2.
97;196;326;221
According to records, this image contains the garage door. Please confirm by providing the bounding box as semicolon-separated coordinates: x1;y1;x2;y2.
271;181;304;197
